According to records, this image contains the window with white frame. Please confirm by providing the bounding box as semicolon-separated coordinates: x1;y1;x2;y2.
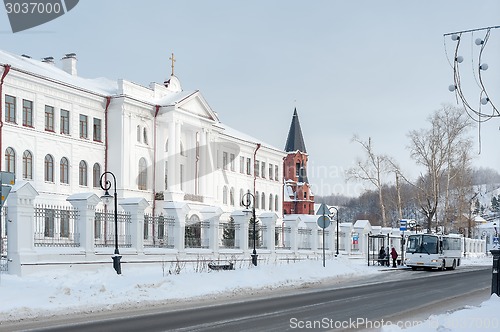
44;155;54;182
79;160;87;186
5;147;15;174
22;99;33;127
60;157;69;184
45;105;54;131
93;163;101;188
230;153;235;171
5;95;16;123
240;156;245;173
22;150;32;180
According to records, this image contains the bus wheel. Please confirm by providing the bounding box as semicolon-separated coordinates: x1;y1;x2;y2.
411;266;417;271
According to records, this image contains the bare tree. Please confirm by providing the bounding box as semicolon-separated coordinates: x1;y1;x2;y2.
347;136;392;227
407;105;473;232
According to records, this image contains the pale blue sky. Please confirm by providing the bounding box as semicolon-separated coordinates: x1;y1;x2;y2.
1;0;499;196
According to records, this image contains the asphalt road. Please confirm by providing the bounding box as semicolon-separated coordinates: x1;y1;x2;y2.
5;266;492;332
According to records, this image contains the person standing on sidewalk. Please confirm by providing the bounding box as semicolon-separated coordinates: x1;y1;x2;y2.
391;247;398;268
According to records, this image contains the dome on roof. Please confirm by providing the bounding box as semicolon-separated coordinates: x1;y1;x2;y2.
164;75;182;92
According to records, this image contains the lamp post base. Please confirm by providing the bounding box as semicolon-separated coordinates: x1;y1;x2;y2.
112;255;122;275
251;253;258;266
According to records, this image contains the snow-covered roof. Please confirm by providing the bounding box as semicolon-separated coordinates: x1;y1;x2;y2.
0;49;118;95
217;122;283;153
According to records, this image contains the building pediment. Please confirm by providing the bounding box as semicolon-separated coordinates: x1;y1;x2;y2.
176;92;218;122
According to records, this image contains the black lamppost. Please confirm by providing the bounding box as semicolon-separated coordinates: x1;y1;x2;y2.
100;171;121;274
242;192;258;266
328;206;340;257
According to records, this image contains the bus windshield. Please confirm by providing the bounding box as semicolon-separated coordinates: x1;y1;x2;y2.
406;235;439;254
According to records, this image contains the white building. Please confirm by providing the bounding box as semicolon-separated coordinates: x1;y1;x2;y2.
0;50;285;217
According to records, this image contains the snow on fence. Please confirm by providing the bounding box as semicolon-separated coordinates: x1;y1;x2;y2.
0;184;488;275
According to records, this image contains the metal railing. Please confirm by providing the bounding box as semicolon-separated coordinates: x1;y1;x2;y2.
144;214;175;248
34;205;80;247
94;209;132;248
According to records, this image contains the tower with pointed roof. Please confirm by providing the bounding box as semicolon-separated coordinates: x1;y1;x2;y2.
283;108;314;215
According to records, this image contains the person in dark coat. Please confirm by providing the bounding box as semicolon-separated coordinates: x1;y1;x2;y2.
378;247;386;266
390;247;398;268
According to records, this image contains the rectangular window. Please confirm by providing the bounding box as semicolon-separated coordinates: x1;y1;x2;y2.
275;165;279;181
223;152;228;170
79;114;88;139
5;95;16;123
22;99;33;127
93;118;102;142
45;105;54;131
60;109;70;134
296;162;301;177
246;158;251;175
269;163;273;180
261;162;266;178
230;153;235;172
255;160;260;177
240;156;245;173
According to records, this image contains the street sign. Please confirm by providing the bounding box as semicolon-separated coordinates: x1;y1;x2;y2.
0;171;15;185
400;220;407;232
408;220;416;228
316;203;329;216
1;184;11;207
317;215;331;229
0;171;15;207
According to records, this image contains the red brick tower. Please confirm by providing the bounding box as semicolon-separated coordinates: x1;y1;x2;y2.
283;108;314;215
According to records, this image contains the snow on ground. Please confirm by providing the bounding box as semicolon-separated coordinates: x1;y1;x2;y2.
0;255;497;331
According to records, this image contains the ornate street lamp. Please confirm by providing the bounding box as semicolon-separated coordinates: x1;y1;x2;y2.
328;206;340;257
100;171;121;274
242;192;258;266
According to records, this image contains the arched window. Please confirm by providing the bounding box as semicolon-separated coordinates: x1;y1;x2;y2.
239;189;244;207
261;192;266;210
60;157;69;184
44;154;54;182
138;158;147;190
165;139;169;152
5;147;15;174
136;125;141;142
269;194;273;211
223;186;228;205
93;163;101;188
275;194;279;211
22;150;33;180
230;187;235;206
79;160;88;186
255;191;259;209
143;128;148;145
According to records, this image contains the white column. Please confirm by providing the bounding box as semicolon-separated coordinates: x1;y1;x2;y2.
119;198;149;254
232;210;250;254
67;193;101;256
283;215;300;255
259;212;277;254
199;128;207;197
304;220;319;253
6;181;38;276
164;201;188;253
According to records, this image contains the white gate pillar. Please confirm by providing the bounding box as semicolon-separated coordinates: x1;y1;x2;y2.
119;198;149;254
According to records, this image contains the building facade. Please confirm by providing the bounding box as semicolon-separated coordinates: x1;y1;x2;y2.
0;50;285;218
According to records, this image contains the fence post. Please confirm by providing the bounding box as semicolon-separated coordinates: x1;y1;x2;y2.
283;215;300;256
6;181;38;276
199;206;222;255
304;218;319;253
67;193;101;256
232;210;250;255
164;201;189;253
119;198;149;255
259;212;277;255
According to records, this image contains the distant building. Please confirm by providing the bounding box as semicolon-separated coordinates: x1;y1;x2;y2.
283;108;314;215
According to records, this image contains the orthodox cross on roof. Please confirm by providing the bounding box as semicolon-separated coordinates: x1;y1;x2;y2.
169;53;176;76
